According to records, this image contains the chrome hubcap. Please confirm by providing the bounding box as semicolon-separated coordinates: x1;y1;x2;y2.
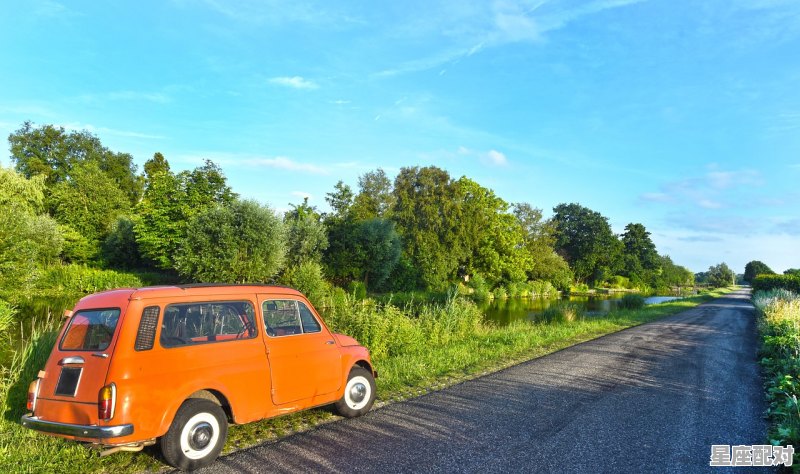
189;422;213;451
349;382;367;403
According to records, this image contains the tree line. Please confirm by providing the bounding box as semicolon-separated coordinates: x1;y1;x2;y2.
2;122;698;296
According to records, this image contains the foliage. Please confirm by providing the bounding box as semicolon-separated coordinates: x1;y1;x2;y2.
175;199;286;283
617;293;646;310
551;203;621;285
753;274;800;294
48;161;131;262
353;218;402;291
391;166;465;290
705;262;736;288
350;168;394;220
35;265;143;295
620;223;659;286
0;167;63;293
102;216;144;269
467;273;491;301
134;159;236;270
283;261;330;309
9;121;142;206
785;269;800;277
743;260;775;284
284;197;328;266
753;289;800;466
540;302;584;322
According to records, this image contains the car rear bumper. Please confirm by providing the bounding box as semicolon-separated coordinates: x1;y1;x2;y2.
21;414;133;439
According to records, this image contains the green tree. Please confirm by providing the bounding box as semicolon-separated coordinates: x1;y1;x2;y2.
0;166;62;292
353;218;402;291
785;268;800;277
551;203;621;285
102;216;144;269
175;199;286;283
143;152;170;183
351;168;394;220
9;121;142;205
620;223;660;286
134;159;236;270
707;262;735;288
391;166;465;290
49;161;131;262
743;260;775;284
513;202;573;290
284;197;328;266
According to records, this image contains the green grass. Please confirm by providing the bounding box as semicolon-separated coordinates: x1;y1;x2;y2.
0;288;732;473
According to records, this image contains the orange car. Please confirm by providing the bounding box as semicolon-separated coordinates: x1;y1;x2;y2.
21;284;377;470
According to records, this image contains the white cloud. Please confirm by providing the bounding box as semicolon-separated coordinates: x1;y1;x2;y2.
290;191;313;200
697;199;723;209
242;156;328;174
485;149;508;166
58;122;166;139
269;76;318;90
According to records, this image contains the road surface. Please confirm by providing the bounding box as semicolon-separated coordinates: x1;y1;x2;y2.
199;289;767;473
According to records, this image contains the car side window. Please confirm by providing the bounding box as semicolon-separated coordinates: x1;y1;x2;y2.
160;301;257;348
263;300;322;336
298;302;321;333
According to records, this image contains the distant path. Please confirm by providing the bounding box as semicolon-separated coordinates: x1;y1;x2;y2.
199;289;767;473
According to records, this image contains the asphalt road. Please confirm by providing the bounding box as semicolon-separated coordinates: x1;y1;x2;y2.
199;289;768;473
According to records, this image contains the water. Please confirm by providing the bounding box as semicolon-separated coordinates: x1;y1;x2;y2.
478;293;682;325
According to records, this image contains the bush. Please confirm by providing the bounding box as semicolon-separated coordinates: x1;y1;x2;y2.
540;302;584;323
468;274;491;301
492;286;508;300
283;261;331;309
753;289;800;465
618;294;645;310
753;274;800;294
348;281;367;300
35;265;143;295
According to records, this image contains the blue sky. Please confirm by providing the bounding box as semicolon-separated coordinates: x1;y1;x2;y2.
2;0;799;273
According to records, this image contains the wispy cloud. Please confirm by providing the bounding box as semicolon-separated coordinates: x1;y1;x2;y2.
290;190;313;200
241;156;328;174
73;90;172;104
485;149;508;166
639;165;764;210
269;76;318;90
58;122;166;139
375;0;646;77
34;0;67;17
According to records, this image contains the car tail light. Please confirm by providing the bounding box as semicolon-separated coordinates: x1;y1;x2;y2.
98;383;116;421
27;379;40;412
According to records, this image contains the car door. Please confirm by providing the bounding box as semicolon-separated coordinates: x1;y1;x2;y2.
258;296;342;405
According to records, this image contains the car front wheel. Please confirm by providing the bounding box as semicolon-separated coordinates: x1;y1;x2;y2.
334;366;376;418
160;398;228;471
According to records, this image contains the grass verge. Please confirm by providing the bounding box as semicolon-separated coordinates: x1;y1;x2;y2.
0;288;732;473
753;288;800;469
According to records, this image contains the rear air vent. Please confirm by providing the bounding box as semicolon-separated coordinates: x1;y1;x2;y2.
135;306;160;351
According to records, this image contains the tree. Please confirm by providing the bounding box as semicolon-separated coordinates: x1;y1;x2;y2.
143;152;170;183
0;166;62;291
352;218;402;290
391;166;465;290
551;203;621;285
284;197;328;267
102;216;145;269
9;121;142;206
175;200;286;283
49;161;131;262
134;159;236;270
743;260;775;283
620;223;660;286
707;263;736;288
512;202;573;290
785;269;800;277
350;168;394;220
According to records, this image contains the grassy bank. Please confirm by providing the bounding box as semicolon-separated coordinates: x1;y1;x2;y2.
0;288;731;473
753;289;800;468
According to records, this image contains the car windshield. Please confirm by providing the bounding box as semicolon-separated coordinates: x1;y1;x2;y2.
60;309;121;351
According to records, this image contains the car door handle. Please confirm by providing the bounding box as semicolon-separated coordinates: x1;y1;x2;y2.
58;356;85;365
325;340;335;345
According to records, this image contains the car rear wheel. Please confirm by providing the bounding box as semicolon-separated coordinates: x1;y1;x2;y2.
334;366;376;418
160;398;228;471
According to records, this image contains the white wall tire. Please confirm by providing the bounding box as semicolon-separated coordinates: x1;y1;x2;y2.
334;366;376;418
160;399;228;471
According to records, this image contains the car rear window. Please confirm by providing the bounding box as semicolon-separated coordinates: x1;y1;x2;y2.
60;309;121;351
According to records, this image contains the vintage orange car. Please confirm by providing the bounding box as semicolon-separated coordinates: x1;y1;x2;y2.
21;284;377;470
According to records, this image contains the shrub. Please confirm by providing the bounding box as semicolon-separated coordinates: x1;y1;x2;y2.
35;265;143;295
753;274;800;294
540;302;584;323
283;261;331;309
492;286;508;300
618;293;645;310
348;281;367;300
468;274;491;301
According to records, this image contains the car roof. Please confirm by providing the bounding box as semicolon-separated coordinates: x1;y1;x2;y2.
76;284;302;306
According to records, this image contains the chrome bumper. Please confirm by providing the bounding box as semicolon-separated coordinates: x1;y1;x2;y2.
21;415;133;439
